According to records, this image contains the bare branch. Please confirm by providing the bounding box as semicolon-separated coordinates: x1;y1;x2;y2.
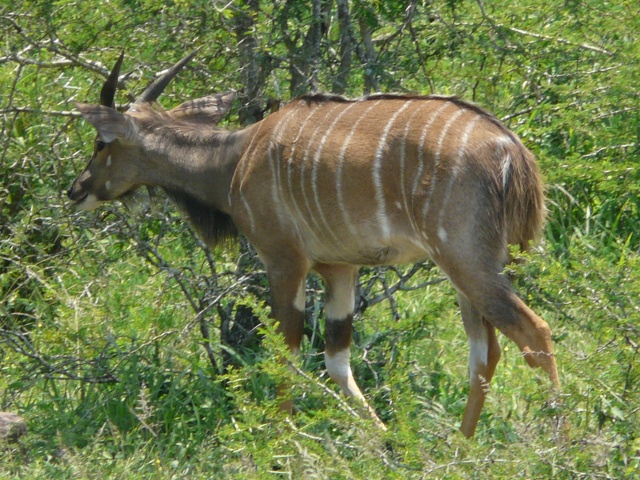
0;328;119;384
475;0;614;56
0;107;80;117
505;26;614;56
0;53;73;68
582;143;637;159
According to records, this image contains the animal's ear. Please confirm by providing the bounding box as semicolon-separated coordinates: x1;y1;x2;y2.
170;91;236;124
75;103;139;144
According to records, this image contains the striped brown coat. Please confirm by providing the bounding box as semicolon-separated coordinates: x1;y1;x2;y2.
69;52;560;438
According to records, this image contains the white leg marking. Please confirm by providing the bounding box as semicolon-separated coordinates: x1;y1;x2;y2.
373;100;413;239
294;281;306;312
421;108;466;224
469;333;489;381
325;348;365;400
104;181;111;191
436;114;482;233
336;100;382;237
106;155;112;167
325;349;352;382
325;276;355;321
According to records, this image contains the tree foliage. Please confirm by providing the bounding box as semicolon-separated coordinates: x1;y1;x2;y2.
1;0;639;477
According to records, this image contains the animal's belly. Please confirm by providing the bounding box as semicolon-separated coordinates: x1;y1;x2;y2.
304;234;430;266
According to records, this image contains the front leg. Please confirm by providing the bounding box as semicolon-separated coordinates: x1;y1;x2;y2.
266;260;309;415
316;263;387;430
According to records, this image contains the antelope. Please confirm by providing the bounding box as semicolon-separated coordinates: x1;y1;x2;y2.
68;51;560;438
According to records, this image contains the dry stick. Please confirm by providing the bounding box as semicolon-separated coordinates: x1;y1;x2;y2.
0;16;126;78
506;26;614;56
0;107;80;117
285;416;401;471
408;18;435;93
133;237;222;373
360;265;445;312
286;359;362;421
284;418;357;451
0;328;119;383
475;0;614;56
582;143;637;159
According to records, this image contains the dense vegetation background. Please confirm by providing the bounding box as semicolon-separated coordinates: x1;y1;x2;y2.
1;0;639;478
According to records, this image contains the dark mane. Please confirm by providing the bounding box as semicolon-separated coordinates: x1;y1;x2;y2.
294;92;517;142
164;188;238;246
298;93;353;105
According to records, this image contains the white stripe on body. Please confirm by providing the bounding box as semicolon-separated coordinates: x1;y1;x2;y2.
411;101;452;199
373;100;413;239
436;114;482;238
399;102;432;235
234;120;265;234
267;109;298;226
310;101;361;247
437;226;448;243
336;100;382;237
420;108;466;229
499;136;514;191
501;152;511;191
285;103;327;245
299;104;345;239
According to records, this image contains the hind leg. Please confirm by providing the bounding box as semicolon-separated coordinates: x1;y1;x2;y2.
470;279;559;388
436;244;559;436
458;277;559;436
458;269;559;383
457;292;502;438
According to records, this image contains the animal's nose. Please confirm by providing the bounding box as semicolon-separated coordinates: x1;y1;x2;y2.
67;183;81;200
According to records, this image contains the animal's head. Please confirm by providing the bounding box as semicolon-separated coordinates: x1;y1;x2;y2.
67;50;234;210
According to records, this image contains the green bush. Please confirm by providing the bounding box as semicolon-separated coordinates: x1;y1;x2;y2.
1;0;638;477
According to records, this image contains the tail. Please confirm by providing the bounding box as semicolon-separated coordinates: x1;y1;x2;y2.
502;139;546;252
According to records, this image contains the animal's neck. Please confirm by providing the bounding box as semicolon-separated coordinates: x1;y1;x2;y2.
132;123;259;247
142;126;252;215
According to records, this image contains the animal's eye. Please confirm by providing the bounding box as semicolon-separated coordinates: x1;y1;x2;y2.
96;140;106;151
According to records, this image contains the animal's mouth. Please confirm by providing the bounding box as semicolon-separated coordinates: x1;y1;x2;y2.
69;191;106;211
72;192;89;206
